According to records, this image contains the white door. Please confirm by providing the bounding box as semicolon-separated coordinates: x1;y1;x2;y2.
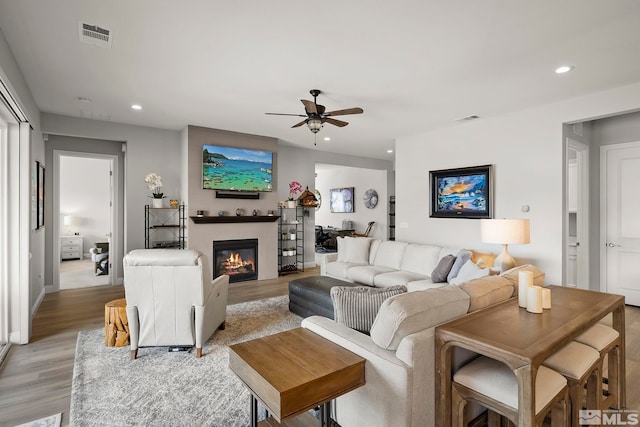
602;142;640;306
566;139;589;289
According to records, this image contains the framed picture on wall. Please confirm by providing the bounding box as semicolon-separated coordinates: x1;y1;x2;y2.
329;187;354;213
429;165;493;219
36;161;45;229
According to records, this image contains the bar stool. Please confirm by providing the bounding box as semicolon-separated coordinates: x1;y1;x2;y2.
543;341;601;427
452;356;569;426
575;323;622;409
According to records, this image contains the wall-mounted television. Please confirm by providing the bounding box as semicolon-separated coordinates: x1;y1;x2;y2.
202;145;273;192
330;187;354;213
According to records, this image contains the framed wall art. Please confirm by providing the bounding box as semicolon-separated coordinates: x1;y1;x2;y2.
429;164;493;219
329;187;354;213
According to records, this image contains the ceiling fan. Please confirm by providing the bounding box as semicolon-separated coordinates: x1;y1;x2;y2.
265;89;364;134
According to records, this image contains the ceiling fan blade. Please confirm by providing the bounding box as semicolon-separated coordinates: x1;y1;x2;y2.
301;99;317;114
324;107;364;117
291;119;307;128
265;112;307;117
325;118;349;127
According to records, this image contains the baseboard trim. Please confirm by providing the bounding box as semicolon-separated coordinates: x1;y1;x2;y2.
32;287;46;318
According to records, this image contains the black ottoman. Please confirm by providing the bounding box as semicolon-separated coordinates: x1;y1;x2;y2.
288;276;362;319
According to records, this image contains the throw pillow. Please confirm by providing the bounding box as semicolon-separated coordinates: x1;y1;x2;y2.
431;254;456;283
449;259;490;286
344;237;373;264
331;285;407;334
447;249;472;282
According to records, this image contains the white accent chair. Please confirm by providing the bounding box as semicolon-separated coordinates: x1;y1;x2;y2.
123;249;228;360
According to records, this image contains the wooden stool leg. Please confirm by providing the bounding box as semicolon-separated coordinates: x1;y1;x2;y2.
487;410;501;427
451;385;468;427
606;347;621;409
586;370;601;414
550;393;570;427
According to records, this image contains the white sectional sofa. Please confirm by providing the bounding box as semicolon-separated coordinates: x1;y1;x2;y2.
320;236;494;291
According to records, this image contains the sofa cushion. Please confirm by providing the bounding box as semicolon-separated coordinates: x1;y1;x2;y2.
331;285;407;334
405;280;447;292
431;254;456;283
370;286;471;351
347;265;395;286
326;261;365;280
449;259;490;286
342;237;374;264
501;264;545;292
369;239;382;264
447;249;472;282
336;237;347;262
373;270;429;287
124;249;201;266
459;276;515;312
373;241;408;270
399;244;442;276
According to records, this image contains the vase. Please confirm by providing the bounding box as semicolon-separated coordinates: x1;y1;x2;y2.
286;200;297;208
152;198;163;208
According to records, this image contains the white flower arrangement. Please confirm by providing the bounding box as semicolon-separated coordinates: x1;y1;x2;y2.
145;172;164;198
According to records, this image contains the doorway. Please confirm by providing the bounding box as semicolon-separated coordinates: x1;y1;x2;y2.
54;152;115;289
565;139;589;289
601;141;640;306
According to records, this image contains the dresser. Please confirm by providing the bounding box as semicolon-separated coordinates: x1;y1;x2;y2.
60;236;83;260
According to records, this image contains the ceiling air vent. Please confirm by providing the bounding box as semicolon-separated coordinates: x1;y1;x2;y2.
456;115;480;122
78;22;113;48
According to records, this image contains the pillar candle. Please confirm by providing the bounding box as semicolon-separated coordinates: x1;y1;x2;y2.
526;286;543;313
542;288;551;309
518;271;534;308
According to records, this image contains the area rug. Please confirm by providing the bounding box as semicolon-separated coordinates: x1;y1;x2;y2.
70;296;302;426
15;413;62;427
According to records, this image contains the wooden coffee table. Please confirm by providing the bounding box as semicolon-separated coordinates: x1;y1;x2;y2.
229;327;365;427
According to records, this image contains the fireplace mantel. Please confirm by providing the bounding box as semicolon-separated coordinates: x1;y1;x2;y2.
190;215;280;224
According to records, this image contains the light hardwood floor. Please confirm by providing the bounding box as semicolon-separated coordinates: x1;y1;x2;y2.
0;271;638;426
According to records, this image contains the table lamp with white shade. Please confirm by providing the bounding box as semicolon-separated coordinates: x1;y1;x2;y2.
63;215;74;235
480;218;530;272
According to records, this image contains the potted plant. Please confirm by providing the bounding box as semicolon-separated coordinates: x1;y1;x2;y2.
145;172;165;208
287;181;303;208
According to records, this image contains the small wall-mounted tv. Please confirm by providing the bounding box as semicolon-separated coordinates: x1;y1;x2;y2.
202;145;273;192
330;187;355;213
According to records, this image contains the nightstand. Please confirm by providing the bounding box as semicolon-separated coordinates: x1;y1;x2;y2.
60;236;83;260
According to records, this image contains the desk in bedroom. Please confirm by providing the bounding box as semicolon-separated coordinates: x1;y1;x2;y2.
435;285;625;427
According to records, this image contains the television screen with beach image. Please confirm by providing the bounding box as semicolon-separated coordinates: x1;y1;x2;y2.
202;145;273;192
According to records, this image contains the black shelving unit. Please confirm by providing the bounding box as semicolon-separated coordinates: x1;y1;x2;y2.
145;205;186;249
389;196;396;241
278;205;304;275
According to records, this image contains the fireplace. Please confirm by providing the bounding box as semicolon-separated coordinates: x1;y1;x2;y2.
212;239;258;283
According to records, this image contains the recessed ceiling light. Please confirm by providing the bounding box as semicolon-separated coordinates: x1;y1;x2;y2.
131;104;143;110
387;149;393;154
77;97;92;103
555;65;574;74
323;137;331;141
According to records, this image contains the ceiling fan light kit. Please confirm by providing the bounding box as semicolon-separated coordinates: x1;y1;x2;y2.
266;89;363;137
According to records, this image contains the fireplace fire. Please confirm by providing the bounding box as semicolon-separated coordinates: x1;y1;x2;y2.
212;239;258;283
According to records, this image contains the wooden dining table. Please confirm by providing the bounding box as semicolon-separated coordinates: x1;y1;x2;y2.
435;285;625;427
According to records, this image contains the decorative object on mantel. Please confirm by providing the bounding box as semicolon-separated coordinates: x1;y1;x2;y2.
298;186;318;207
235;208;243;216
145;172;165;208
480;218;530;273
363;188;378;209
196;210;205;217
287;181;303;208
190;215;280;224
218;211;225;217
252;209;259;216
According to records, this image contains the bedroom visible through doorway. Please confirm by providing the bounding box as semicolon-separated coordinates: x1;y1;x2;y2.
58;155;113;289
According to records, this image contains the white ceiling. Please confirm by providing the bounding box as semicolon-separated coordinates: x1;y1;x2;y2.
1;1;639;159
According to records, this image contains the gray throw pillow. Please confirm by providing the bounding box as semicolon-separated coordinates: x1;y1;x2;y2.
447;249;472;282
431;254;456;283
331;285;407;334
